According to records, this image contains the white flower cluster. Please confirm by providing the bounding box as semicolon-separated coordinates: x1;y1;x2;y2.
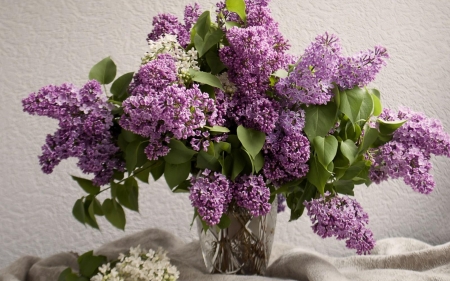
217;73;237;94
142;34;200;84
90;246;179;281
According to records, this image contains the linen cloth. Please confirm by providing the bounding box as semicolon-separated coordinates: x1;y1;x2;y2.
1;228;450;281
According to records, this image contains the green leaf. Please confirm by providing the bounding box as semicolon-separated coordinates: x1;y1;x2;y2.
226;135;241;148
110;72;134;101
304;102;338;140
217;214;231;229
151;161;165;181
254;152;264;173
125;140;147;172
194;34;205;56
58;268;74;281
205;125;230;133
198;28;224;57
225;21;240;29
194;11;211;38
102;199;126;230
164;139;197;164
370;93;382;116
368;88;381;99
172;180;191;193
345;122;362;141
341;160;371;181
334;180;355;196
120;129;138;143
113;171;124;180
196;150;221;172
71;176;100;195
214;142;231;156
92;198;103;216
277;178;304;193
164;161;191;188
115;178;139;212
222;155;233;176
226;0;247;22
340;140;358;165
339;87;373;124
236;125;266;159
134;164;151;183
77;250;107;277
189;69;224;90
72;198;85;225
306;156;331;194
240;147;255;175
272;69;289;78
85;197;99;229
377;119;407;135
312;136;338;167
358;126;379;153
288;181;316;221
205;47;226;75
88;57;116;85
231;149;245;180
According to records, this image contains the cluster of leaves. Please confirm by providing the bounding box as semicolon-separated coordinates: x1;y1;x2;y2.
58;251;108;281
281;86;405;221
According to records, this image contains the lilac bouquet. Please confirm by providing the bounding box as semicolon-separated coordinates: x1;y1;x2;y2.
23;0;450;259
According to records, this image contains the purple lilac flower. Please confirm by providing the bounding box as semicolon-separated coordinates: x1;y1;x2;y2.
227;92;280;133
219;25;288;132
189;169;232;226
128;54;178;95
263;132;310;186
183;3;201;31
147;13;190;47
22;81;124;186
276;33;341;106
233;175;271;217
121;83;215;160
336;46;389;89
304;192;375;255
209;89;231;127
220;26;289;96
369;107;450;194
276;194;286;213
278;109;306;136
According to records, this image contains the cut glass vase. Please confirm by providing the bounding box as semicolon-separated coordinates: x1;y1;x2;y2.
196;201;277;275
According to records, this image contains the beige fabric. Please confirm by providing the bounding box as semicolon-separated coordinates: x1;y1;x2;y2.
1;228;450;281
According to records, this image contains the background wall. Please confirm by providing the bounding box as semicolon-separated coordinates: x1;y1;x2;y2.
1;0;450;269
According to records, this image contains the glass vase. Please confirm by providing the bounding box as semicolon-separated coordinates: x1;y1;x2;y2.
196;201;277;275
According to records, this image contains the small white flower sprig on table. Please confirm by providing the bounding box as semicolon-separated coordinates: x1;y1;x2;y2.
59;246;179;281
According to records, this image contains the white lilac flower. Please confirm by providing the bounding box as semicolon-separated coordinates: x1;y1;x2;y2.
90;246;179;281
142;34;199;84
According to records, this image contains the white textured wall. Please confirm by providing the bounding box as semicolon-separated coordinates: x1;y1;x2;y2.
1;0;450;269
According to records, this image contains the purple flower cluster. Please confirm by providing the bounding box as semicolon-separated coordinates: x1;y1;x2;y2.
369;107;450;194
336;46;389;89
304;192;375;255
276;33;341;106
22;81;123;186
189;169;232;226
233;175;271;217
263;109;310;186
263;133;310;186
216;1;292;133
276;33;389;106
120;55;215;160
148;3;201;47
